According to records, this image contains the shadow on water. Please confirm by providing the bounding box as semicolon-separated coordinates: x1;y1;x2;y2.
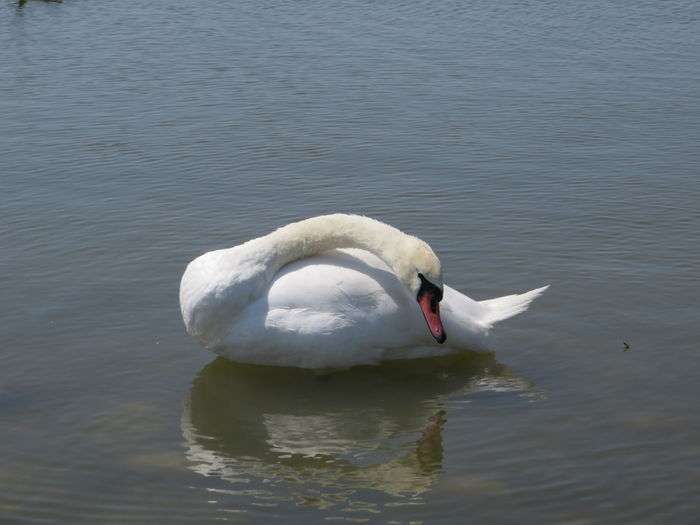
181;353;528;508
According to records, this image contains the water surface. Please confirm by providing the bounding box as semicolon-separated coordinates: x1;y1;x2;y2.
1;0;699;523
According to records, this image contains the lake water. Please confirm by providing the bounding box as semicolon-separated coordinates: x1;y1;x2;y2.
2;0;699;523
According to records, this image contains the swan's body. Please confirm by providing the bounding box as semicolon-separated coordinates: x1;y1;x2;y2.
180;214;547;368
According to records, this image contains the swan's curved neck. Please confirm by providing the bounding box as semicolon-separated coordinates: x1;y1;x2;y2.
258;214;408;279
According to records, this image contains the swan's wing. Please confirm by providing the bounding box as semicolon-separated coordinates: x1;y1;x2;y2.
220;249;432;367
266;249;409;314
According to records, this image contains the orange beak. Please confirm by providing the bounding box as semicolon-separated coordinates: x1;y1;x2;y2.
417;275;446;344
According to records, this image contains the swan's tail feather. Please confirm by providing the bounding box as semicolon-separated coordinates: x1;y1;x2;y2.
479;285;549;326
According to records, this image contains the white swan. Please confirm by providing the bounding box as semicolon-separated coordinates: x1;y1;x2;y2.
179;214;548;368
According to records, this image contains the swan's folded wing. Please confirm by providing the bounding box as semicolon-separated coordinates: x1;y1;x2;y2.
218;250;431;367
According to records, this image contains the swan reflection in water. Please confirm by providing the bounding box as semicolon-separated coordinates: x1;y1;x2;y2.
181;353;531;509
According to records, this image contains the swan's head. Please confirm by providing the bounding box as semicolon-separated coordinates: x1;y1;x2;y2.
396;238;446;344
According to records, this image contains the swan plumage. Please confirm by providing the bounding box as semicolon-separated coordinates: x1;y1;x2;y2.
179;214;547;368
